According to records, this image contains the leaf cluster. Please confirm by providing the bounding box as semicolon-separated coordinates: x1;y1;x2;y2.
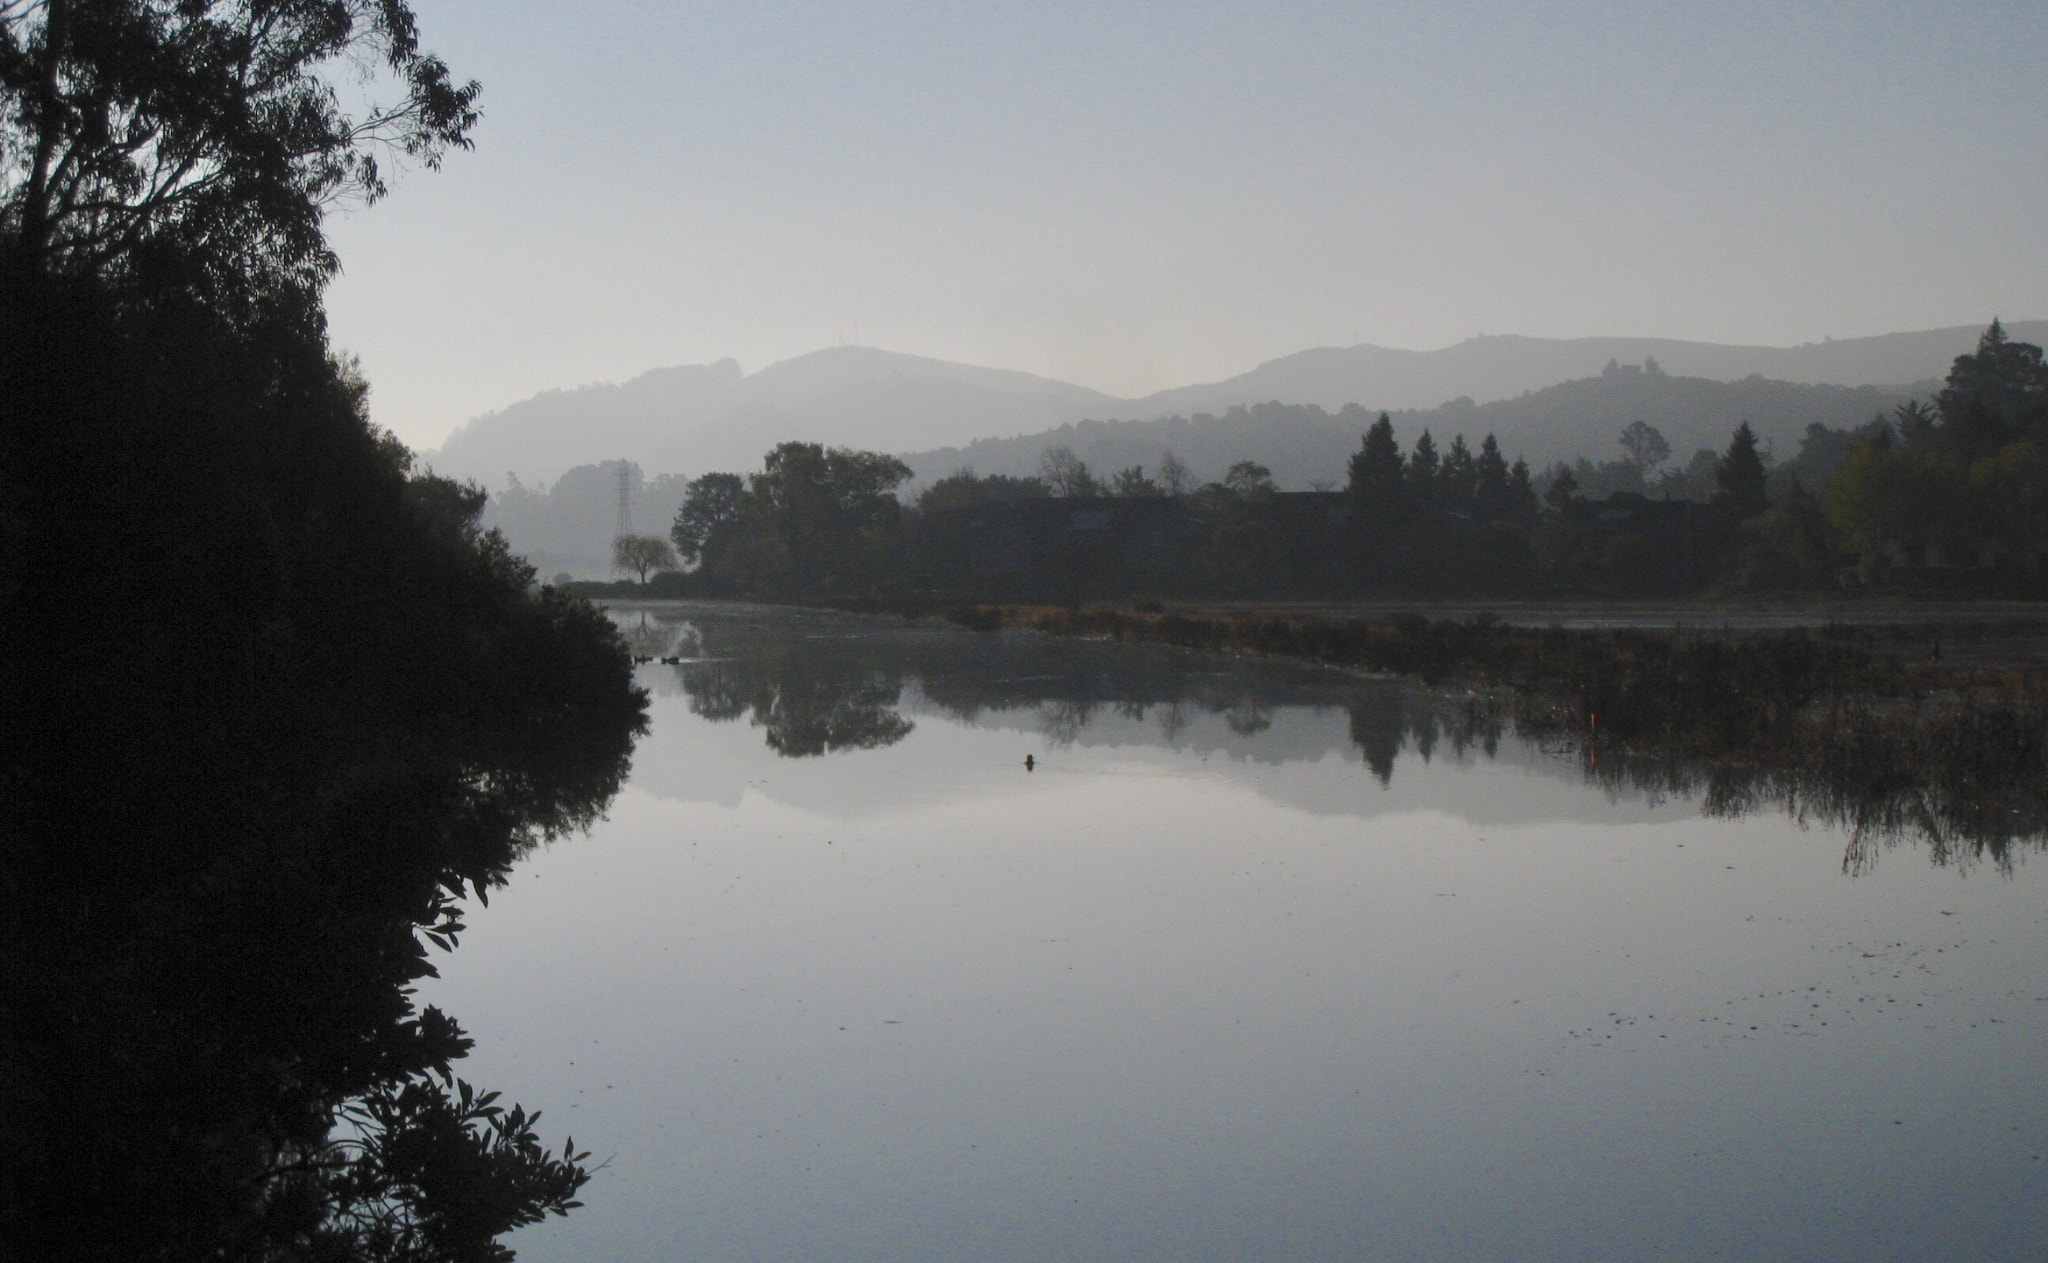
1;0;478;306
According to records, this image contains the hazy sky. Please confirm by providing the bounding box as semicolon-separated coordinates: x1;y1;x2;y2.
321;1;2048;450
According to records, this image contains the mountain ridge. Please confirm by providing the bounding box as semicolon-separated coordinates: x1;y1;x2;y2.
429;322;2044;486
901;369;1936;493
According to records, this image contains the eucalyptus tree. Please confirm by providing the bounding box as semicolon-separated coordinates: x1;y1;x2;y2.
1;0;479;304
0;6;650;1259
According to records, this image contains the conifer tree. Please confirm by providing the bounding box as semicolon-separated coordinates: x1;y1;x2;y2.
1441;435;1477;507
1474;434;1511;519
1407;430;1441;500
1715;422;1770;520
1936;320;2048;458
1348;413;1406;517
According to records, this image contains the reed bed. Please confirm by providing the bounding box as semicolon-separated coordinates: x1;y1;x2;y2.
930;602;2048;869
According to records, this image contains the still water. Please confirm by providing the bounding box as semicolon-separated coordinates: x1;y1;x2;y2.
428;603;2048;1261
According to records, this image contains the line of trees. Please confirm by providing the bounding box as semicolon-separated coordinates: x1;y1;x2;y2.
634;322;2045;601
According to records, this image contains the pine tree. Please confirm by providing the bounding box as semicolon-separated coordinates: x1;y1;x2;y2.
1441;435;1477;508
1544;466;1580;515
1507;458;1541;525
1348;413;1406;517
1474;434;1511;520
1714;423;1770;520
1936;320;2048;458
1407;430;1441;500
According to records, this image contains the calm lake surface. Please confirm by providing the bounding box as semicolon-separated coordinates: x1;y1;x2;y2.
427;602;2048;1261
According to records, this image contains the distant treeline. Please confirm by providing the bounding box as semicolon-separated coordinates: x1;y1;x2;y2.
487;363;1927;579
899;361;1930;491
607;322;2046;600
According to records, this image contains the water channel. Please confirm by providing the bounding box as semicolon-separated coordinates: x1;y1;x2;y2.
427;602;2048;1260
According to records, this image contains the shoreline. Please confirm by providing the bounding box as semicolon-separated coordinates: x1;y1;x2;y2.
603;596;2048;855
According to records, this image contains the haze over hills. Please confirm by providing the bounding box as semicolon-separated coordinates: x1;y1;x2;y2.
431;348;1118;486
1128;325;2045;418
903;369;1931;493
428;321;2044;488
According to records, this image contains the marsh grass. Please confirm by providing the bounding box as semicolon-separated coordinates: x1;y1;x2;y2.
930;603;2048;869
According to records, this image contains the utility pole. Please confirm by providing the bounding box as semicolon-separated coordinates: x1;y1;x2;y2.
613;461;633;542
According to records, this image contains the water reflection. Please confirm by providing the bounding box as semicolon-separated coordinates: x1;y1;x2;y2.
622;603;2045;872
683;644;913;757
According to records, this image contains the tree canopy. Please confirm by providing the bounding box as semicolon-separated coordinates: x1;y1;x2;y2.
614;533;678;584
1936;319;2048;458
2;0;479;306
0;5;654;1257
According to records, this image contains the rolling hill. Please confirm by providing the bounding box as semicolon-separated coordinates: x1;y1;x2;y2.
900;367;1934;491
427;321;2041;488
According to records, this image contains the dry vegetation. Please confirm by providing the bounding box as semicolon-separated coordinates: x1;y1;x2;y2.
914;602;2048;870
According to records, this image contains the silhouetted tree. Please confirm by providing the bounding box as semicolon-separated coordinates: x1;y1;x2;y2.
1506;457;1540;526
1406;429;1440;500
671;471;747;568
1618;421;1673;474
750;442;911;589
1441;435;1477;507
1892;400;1937;447
0;273;637;1261
1157;450;1192;496
1223;460;1276;497
0;9;640;1251
1474;434;1511;520
1544;465;1580;514
2;0;479;306
1936;320;2048;458
1347;413;1405;517
1040;446;1098;497
613;534;678;583
1111;465;1162;497
1715;422;1770;520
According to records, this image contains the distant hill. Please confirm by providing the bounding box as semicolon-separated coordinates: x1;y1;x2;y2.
431;346;1117;486
427;321;2041;488
902;367;1935;491
1129;323;2046;418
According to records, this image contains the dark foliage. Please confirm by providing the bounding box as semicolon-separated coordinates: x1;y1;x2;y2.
0;266;644;1258
667;323;2048;606
1936;320;2048;459
1826;324;2048;589
2;0;479;306
1714;422;1770;520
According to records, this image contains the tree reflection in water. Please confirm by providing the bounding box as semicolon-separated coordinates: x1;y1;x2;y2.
680;640;913;756
633;606;2048;873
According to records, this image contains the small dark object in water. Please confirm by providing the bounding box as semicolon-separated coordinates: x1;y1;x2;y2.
633;655;652;664
1024;754;1035;771
660;656;682;665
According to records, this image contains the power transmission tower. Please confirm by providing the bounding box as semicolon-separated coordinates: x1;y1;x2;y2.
613;461;633;542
